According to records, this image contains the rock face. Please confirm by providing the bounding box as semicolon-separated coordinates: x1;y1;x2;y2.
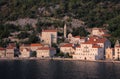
71;19;85;28
6;18;38;27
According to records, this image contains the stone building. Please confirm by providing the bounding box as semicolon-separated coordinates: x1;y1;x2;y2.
60;43;75;56
73;43;104;60
0;47;5;58
30;43;43;51
6;46;14;58
114;40;120;60
91;27;110;37
20;48;30;58
105;47;114;60
73;36;111;60
36;47;56;58
41;29;57;46
67;33;86;44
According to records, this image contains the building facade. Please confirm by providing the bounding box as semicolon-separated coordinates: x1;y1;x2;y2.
67;33;86;44
105;47;114;60
0;47;5;58
114;40;120;60
6;46;14;58
41;30;57;46
36;47;56;58
73;36;111;60
91;27;110;37
60;43;75;56
20;48;30;58
30;43;43;51
114;46;120;60
73;44;104;60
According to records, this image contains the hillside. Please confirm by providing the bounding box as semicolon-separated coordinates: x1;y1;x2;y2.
0;0;120;46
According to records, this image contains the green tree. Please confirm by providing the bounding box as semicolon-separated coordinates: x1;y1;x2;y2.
72;27;89;36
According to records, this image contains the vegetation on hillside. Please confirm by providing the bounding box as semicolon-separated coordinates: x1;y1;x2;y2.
0;0;120;46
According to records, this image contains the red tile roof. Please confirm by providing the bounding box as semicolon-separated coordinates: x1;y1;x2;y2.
83;36;107;44
37;47;55;50
102;34;111;37
42;30;57;32
92;45;102;48
0;47;5;50
61;43;73;47
96;38;107;43
115;46;120;48
31;43;43;47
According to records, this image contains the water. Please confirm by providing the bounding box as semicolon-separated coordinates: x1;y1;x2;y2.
0;60;120;79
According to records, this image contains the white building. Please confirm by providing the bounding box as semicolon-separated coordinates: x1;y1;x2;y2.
60;43;75;56
86;36;111;50
20;44;30;50
20;48;30;58
0;47;5;58
30;43;43;51
91;27;110;37
114;40;120;60
36;47;56;58
114;46;120;60
73;44;104;60
6;46;14;58
73;36;111;60
41;30;57;46
105;47;114;60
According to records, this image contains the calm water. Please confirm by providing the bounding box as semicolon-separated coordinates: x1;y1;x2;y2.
0;60;120;79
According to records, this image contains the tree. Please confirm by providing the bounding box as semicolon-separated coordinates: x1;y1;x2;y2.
28;34;40;43
30;51;36;57
72;27;89;36
17;32;30;39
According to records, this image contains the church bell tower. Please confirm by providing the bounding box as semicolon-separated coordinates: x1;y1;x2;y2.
64;24;67;38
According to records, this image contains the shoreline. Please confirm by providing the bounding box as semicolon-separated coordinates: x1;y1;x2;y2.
0;57;120;63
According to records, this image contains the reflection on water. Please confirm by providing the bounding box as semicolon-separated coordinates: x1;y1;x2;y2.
0;60;120;79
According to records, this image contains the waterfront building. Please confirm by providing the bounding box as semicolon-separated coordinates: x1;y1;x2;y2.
20;44;30;49
36;47;56;58
73;44;104;60
114;40;120;60
87;36;111;50
105;47;114;60
0;47;5;58
30;43;43;51
20;48;30;58
60;43;75;56
6;46;14;58
41;29;57;46
73;36;111;60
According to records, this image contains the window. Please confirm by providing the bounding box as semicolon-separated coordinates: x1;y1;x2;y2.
117;49;119;51
118;52;120;54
